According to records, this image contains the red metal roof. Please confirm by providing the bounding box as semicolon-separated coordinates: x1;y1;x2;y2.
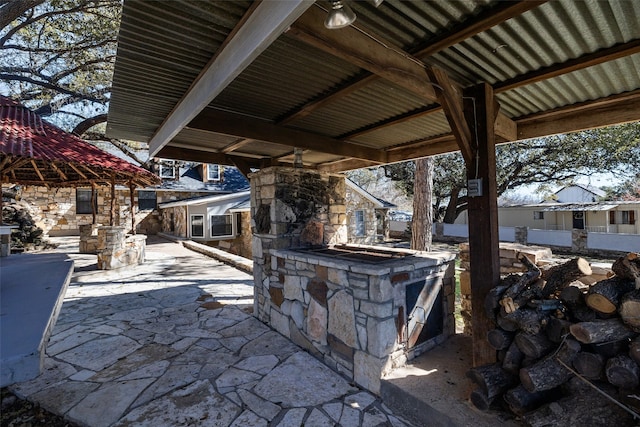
0;96;159;187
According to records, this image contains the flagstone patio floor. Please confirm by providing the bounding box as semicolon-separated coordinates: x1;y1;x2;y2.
6;236;412;427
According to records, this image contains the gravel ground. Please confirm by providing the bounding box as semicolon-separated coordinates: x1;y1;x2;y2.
1;388;78;427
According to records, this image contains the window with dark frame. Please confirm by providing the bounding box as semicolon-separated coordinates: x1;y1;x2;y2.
354;210;366;236
138;190;157;210
191;215;204;238
207;164;221;181
621;210;636;225
159;159;175;179
76;188;97;214
533;211;544;220
210;214;233;237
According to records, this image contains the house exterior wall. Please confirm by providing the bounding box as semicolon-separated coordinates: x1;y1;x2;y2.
456;203;640;234
3;184;209;237
345;186;378;244
556;186;600;202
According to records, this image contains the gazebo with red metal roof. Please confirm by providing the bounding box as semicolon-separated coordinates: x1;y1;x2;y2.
0;95;160;228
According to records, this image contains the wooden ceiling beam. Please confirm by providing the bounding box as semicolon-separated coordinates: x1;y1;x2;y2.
496;39;640;93
157;145;262;169
288;5;438;104
517;89;640;140
147;0;314;157
280;1;545;127
414;1;548;57
221;138;253;153
277;73;378;125
188;108;387;163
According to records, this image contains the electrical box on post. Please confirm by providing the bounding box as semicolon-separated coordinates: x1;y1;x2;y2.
468;178;483;197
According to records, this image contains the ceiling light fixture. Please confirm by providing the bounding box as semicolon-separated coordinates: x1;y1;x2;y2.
324;1;356;29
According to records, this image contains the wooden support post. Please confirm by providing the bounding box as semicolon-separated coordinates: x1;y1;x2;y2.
464;83;501;366
129;181;136;234
91;181;97;225
110;174;116;226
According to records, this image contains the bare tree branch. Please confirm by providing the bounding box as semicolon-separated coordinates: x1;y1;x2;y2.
0;0;45;30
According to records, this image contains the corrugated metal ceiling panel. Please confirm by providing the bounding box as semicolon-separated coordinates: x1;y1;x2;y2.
211;36;362;121
108;0;252;141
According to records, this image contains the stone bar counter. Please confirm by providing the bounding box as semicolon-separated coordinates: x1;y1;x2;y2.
259;245;456;394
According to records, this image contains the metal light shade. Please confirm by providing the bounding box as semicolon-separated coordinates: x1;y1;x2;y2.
324;1;356;29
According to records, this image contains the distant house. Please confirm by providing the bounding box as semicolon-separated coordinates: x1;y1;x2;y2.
554;184;606;203
4;160;250;238
345;179;396;244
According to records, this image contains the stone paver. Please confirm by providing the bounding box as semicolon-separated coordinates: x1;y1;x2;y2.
9;237;412;427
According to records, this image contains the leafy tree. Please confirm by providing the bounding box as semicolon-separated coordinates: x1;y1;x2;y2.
384;122;640;222
0;1;148;163
602;173;640;201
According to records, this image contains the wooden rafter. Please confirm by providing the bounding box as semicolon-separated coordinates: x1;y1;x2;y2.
68;163;88;180
277;73;378;125
221;138;253;153
30;159;45;182
288;6;439;104
496;39;640;93
339;105;442;140
148;0;314;157
280;1;545;128
187;108;387;163
157;145;263;169
50;162;68;181
517;89;640;140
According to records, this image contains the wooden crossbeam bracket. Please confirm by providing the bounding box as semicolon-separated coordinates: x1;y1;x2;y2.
426;67;474;165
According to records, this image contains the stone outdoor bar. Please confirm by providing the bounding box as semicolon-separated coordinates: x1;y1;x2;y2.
251;167;456;394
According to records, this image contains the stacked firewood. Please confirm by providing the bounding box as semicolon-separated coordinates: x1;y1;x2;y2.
467;252;640;426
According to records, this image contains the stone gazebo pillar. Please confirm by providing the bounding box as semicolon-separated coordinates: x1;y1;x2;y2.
250;167;348;324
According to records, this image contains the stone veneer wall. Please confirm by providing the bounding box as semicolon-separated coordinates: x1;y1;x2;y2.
345;186;378;245
251;167;456;394
267;248;456;394
96;226;146;270
6;185;207;237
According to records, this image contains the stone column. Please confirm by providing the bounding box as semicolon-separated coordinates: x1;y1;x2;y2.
572;229;588;253
250;167;348;324
515;226;528;245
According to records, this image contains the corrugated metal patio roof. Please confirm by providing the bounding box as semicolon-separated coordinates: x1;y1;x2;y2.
107;0;640;172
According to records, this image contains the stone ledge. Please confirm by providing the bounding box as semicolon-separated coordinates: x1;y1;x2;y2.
158;233;253;275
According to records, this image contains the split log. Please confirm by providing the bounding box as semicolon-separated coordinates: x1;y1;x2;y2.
559;284;585;307
572;352;605;380
500;254;541;313
586;277;635;314
487;328;514;351
542;257;592;297
524;379;635;427
612;252;640;288
570;318;636;344
587;339;630;358
484;284;510;318
496;307;519;332
503;384;559;416
605;355;640;389
561;284;597;322
469;388;494;411
466;363;517;401
502;341;524;376
519;338;581;392
514;332;554;359
630;336;640;365
546;317;572;343
571;304;597;323
500;308;547;335
619;289;640;332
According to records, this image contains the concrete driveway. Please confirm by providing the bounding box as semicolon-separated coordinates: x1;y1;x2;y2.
7;236;411;427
